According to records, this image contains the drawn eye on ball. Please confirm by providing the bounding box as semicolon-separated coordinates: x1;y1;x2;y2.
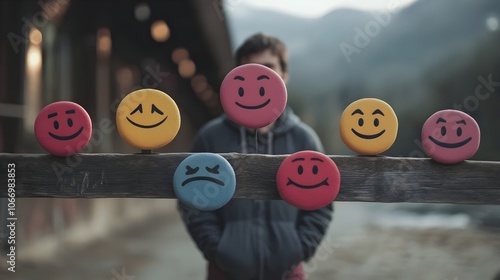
126;103;168;129
181;164;224;186
286;157;329;190
234;74;271;110
47;109;84;141
428;118;472;148
350;108;386;140
185;165;199;175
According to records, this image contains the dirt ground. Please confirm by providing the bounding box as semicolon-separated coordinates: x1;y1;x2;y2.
311;227;500;280
1;201;499;280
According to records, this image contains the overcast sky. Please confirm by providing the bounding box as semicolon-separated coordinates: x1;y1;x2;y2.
235;0;418;18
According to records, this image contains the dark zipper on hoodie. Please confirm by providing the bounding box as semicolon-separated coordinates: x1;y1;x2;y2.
254;200;264;280
242;127;274;280
256;131;265;280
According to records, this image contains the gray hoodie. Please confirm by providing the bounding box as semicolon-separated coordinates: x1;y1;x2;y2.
178;108;333;280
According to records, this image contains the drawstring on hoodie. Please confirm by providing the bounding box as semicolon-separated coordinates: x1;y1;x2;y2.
239;127;248;153
267;131;273;154
239;126;274;154
255;130;258;153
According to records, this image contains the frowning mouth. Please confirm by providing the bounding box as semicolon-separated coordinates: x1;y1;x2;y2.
429;136;472;148
351;129;385;139
286;178;329;189
126;116;167;128
235;99;271;110
49;127;84;140
182;176;225;186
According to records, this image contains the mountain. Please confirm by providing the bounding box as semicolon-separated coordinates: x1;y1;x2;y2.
226;0;500;157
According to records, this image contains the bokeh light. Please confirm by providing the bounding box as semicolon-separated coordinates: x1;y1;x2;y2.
97;28;112;55
134;3;150;21
172;48;189;64
178;59;196;78
191;74;209;93
486;16;499;31
151;20;170;42
27;45;42;71
29;29;42;45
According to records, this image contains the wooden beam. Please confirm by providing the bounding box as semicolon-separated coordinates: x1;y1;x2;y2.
1;153;499;204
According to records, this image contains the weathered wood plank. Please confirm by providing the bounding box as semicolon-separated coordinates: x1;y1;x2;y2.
1;153;499;204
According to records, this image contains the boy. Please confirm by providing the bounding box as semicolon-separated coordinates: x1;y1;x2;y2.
179;33;333;280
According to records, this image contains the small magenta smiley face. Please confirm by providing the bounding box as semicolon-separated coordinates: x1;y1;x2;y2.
34;101;92;156
421;109;480;164
276;151;340;210
174;153;236;211
220;63;287;129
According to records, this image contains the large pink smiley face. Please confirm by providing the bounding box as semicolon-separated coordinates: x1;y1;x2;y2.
220;64;287;129
34;101;92;156
421;109;480;164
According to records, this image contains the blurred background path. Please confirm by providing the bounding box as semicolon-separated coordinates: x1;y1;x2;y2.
2;201;499;280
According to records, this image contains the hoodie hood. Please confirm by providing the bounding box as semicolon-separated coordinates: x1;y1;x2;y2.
222;107;300;136
222;107;301;154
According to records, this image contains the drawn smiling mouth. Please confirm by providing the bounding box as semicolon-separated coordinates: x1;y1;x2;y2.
235;99;271;110
428;136;472;148
126;116;167;128
351;129;385;139
182;176;225;187
286;178;329;189
49;127;84;141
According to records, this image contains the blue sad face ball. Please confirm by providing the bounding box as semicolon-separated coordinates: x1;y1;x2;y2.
174;153;236;211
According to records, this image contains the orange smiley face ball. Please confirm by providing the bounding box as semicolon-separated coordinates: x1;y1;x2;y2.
116;89;181;150
339;98;398;155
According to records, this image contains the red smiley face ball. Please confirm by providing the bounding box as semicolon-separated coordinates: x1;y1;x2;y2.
220;63;287;129
421;109;480;164
34;101;92;156
276;151;340;210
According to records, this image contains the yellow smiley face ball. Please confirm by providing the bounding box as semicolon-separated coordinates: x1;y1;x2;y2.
116;89;181;150
339;98;398;155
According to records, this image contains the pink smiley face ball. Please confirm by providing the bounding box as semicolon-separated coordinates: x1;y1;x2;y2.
276;151;340;211
220;63;287;129
35;101;92;156
421;109;480;164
